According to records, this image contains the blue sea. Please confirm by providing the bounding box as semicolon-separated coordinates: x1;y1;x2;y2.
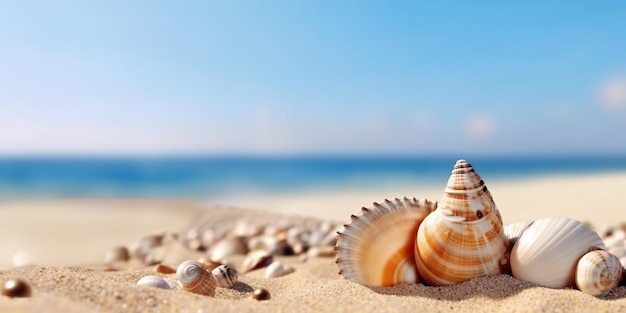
1;156;625;200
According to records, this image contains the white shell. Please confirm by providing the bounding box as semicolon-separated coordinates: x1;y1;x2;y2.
265;260;295;278
136;275;172;289
212;264;239;288
210;237;248;261
576;249;623;297
511;217;605;288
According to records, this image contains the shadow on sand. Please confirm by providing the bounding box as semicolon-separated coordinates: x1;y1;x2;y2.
367;274;626;301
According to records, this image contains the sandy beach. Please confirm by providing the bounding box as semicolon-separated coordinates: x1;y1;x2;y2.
1;172;626;312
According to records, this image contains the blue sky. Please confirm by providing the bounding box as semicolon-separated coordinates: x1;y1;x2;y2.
1;1;625;156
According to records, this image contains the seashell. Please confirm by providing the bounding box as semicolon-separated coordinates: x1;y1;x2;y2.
504;221;532;248
233;218;264;238
210;237;248;261
575;249;623;297
134;234;164;258
335;197;436;287
212;265;239;288
176;260;217;296
1;278;32;298
265;260;295;278
201;229;219;248
155;264;176;274
198;257;223;271
251;288;271;301
510;217;605;288
104;246;130;264
136;275;172;289
248;235;291;255
415;159;509;286
241;249;274;273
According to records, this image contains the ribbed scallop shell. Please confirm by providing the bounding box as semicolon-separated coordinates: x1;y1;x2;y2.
510;217;605;288
335;197;437;287
176;260;216;296
576;249;623;297
415;159;509;286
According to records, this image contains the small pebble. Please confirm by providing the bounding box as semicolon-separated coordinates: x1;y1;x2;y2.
155;264;176;274
1;278;32;298
251;288;271;301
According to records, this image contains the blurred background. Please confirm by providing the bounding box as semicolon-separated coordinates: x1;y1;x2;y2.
1;1;625;200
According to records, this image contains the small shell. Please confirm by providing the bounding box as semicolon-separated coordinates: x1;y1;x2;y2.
154;264;176;274
104;246;130;264
511;217;605;288
265;261;295;278
241;249;274;273
335;197;436;287
210;237;248;261
212;265;239;288
576;249;623;297
136;275;172;289
176;260;216;296
415;160;509;286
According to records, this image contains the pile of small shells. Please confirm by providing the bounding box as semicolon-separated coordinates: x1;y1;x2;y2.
103;206;341;299
104;208;341;269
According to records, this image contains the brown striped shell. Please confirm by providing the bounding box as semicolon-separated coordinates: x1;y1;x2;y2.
176;260;216;296
576;249;623;296
414;159;509;285
335;197;437;286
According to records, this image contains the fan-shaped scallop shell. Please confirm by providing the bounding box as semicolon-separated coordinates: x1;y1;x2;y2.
414;159;509;286
575;249;623;296
510;217;605;288
176;260;216;296
335;197;437;287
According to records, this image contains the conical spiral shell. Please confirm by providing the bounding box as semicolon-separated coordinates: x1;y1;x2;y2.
510;217;605;289
176;260;216;296
415;159;509;286
335;197;437;287
576;249;623;297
